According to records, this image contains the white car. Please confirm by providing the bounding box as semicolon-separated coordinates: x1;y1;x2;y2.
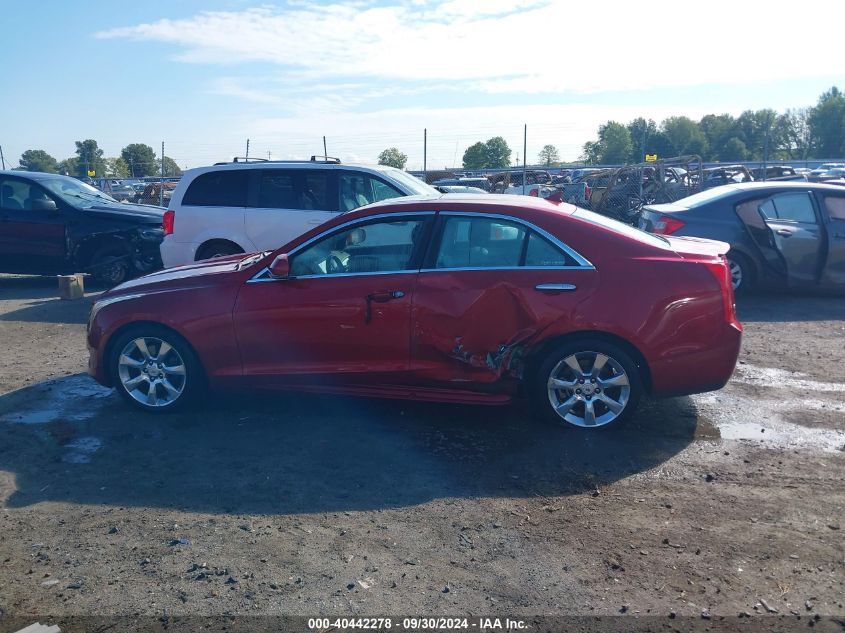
160;158;437;267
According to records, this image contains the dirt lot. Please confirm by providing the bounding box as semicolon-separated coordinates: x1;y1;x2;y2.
0;275;843;631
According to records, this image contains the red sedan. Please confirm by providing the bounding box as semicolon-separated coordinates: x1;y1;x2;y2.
87;194;742;429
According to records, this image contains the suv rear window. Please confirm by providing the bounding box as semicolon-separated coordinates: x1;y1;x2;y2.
182;170;249;207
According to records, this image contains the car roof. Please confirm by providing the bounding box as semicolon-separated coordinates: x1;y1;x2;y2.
718;181;845;194
0;170;71;181
184;162;400;175
342;193;577;218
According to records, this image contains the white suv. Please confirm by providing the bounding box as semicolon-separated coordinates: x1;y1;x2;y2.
160;158;437;267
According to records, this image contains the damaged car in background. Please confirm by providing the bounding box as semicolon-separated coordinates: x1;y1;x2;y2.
88;194;742;429
0;171;164;285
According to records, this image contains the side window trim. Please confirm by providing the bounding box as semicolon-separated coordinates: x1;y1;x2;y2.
420;211;594;272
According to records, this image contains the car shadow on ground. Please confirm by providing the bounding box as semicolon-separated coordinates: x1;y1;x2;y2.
0;375;700;515
0;276;99;324
737;291;845;323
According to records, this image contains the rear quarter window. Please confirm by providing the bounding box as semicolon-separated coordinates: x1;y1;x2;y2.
182;170;249;207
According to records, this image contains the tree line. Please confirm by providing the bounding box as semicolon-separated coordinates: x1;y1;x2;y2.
581;86;845;166
17;141;182;178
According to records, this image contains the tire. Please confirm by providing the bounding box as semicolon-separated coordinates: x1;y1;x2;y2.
109;324;203;413
726;251;755;295
195;241;244;261
90;244;132;286
531;338;643;429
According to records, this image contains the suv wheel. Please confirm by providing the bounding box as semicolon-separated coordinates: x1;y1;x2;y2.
532;338;643;429
196;241;244;261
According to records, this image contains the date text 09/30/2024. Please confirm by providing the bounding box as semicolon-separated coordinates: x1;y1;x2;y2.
307;617;528;630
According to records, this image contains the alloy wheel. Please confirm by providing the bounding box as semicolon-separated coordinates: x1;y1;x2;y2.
117;336;187;408
728;259;743;291
547;351;631;427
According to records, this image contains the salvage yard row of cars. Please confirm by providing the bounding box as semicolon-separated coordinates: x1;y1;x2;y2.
1;156;843;427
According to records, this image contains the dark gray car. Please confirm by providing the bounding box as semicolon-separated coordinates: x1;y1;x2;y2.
638;182;845;293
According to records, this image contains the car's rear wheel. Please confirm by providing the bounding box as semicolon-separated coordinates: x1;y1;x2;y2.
196;241;244;261
726;251;755;294
532;339;643;429
110;325;202;413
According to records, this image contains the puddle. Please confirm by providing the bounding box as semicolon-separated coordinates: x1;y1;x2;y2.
692;391;845;453
0;375;112;425
62;436;103;464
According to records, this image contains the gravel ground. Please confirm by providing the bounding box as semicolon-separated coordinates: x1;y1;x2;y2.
0;275;843;631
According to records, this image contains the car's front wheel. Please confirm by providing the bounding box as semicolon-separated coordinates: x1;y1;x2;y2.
533;339;643;429
110;325;201;412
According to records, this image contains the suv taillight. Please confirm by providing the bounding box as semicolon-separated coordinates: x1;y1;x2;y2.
163;210;175;236
704;257;740;327
653;215;685;235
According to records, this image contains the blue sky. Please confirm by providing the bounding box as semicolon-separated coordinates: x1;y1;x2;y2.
2;0;843;171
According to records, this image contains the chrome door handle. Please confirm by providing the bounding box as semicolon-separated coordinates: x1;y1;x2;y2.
535;283;577;293
775;229;793;237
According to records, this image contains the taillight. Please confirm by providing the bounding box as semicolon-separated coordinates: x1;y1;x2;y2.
584;185;592;200
529;188;539;197
704;257;740;326
652;215;685;235
163;210;175;236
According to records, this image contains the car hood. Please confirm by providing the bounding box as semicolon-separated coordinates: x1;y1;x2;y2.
101;253;260;298
84;202;165;223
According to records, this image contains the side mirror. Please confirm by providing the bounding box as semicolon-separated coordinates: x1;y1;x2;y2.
32;199;58;212
269;254;290;279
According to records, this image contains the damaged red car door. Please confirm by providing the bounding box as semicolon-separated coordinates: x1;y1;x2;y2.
232;214;433;386
410;212;598;388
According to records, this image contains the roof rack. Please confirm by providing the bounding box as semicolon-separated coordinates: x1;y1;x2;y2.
212;156;343;166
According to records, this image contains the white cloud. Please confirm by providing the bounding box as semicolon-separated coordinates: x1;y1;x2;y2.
97;2;842;91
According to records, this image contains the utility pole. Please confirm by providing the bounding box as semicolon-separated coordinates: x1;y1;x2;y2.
762;113;771;181
522;124;527;193
245;139;250;160
423;128;427;182
160;142;165;207
267;151;271;160
0;145;6;170
323;136;328;160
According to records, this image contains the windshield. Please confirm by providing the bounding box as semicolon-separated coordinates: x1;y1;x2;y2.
381;168;439;196
41;178;118;208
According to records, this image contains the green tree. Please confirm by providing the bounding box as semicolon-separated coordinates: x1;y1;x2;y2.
462;142;489;169
699;114;738;161
19;149;58;173
626;118;658;162
661;117;707;157
721;137;749;162
57;157;79;176
537;144;560;166
121;143;158;177
377;147;408;170
484;137;512;168
597;121;633;164
776;109;811;160
162;156;183;177
106;157;130;178
74;139;106;177
808;87;845;158
580;140;600;164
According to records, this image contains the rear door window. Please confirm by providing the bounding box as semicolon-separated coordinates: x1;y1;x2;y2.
759;192;817;224
823;195;845;221
434;217;526;269
182;170;249;207
256;170;336;212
